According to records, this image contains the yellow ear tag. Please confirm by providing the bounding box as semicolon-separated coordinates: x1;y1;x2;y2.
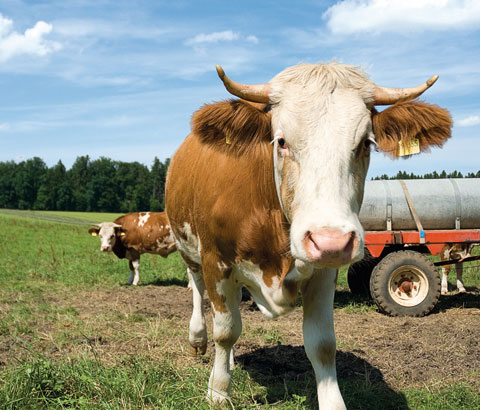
225;135;232;145
398;138;420;157
120;232;126;237
91;232;98;237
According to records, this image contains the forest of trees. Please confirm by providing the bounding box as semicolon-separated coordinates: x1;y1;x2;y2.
0;156;478;212
0;156;169;212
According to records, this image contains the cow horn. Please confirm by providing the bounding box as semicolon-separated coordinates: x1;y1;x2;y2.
216;65;271;103
373;74;439;105
113;223;122;228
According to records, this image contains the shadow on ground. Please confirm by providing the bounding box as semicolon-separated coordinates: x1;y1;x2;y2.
142;277;189;287
434;286;480;312
236;345;409;409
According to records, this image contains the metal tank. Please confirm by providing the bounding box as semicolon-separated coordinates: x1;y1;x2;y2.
359;179;480;231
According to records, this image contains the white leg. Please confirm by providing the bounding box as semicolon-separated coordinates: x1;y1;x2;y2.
188;267;208;355
207;280;242;403
441;266;449;295
130;258;140;286
301;269;346;410
455;263;466;293
187;268;193;290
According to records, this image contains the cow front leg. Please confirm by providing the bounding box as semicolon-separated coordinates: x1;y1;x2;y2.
455;263;466;293
205;269;242;403
301;268;346;410
441;266;450;295
187;268;193;290
127;257;140;285
188;267;208;355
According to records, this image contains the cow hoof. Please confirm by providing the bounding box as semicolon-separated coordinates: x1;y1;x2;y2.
190;343;208;356
458;288;466;293
441;290;448;295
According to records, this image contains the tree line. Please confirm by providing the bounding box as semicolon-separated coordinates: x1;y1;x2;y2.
0;156;478;212
0;156;169;212
372;170;480;181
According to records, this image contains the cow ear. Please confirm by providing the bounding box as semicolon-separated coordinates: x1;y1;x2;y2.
88;228;99;237
372;100;452;159
116;228;126;237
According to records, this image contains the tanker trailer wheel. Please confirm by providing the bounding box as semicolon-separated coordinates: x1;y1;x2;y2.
347;249;379;295
369;250;440;317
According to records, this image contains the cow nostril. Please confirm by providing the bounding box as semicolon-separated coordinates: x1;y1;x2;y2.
306;231;320;251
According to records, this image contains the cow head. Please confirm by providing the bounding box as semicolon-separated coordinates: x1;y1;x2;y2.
88;222;123;252
216;63;451;268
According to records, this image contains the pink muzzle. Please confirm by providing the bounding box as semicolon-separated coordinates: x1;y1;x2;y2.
303;228;357;266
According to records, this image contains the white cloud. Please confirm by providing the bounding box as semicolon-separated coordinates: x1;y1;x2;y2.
324;0;480;34
185;30;239;45
185;30;259;46
0;13;61;63
457;115;480;127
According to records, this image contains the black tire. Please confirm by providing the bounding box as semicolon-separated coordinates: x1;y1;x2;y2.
347;249;379;295
369;250;440;317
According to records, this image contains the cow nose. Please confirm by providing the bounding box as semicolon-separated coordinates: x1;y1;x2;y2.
101;246;109;251
303;228;357;265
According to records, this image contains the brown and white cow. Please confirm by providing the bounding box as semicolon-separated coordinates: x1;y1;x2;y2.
88;212;176;286
165;62;452;408
440;243;477;295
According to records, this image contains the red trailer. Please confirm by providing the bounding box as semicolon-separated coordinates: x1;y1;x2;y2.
347;229;480;317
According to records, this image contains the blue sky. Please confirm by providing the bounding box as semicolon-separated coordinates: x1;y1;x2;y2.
0;0;479;178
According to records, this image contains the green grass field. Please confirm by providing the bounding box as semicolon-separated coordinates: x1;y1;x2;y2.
0;210;478;409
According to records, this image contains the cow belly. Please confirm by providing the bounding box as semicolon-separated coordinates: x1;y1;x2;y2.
234;260;298;319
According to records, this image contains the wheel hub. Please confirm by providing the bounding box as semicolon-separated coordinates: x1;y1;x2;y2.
388;265;429;307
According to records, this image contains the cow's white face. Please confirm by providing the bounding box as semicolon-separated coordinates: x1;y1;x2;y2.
96;223;118;252
270;64;375;267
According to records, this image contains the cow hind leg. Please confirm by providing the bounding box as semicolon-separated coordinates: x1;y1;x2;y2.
301;268;346;410
441;265;450;295
455;263;466;293
204;262;242;403
188;267;208;356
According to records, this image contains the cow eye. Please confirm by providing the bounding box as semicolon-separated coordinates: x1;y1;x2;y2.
362;136;377;153
278;138;287;148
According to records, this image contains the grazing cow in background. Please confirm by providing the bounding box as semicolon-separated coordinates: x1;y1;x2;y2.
440;243;477;294
166;62;452;408
88;212;176;286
